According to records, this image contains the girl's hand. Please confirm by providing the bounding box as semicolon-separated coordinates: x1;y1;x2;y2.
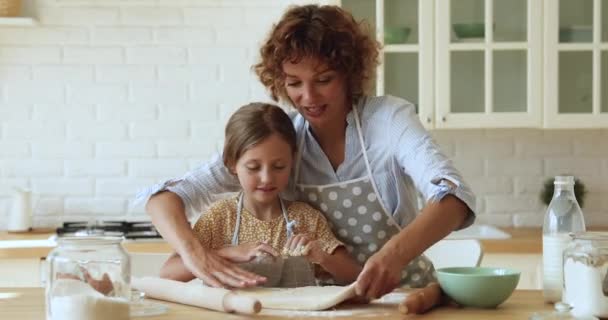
282;233;312;256
355;245;404;300
219;242;278;263
301;240;327;264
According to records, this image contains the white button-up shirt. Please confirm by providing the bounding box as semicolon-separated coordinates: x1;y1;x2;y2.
138;95;476;228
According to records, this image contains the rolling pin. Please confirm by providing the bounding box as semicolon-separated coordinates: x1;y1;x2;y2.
132;277;261;314
398;282;442;314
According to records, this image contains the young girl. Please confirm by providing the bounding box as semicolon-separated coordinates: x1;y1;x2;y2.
159;102;362;287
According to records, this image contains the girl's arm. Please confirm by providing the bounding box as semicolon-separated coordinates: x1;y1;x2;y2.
216;243;279;263
286;233;361;285
158;253;196;282
309;245;362;285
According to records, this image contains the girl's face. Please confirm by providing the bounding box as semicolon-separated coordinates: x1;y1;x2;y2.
282;57;350;131
231;133;293;206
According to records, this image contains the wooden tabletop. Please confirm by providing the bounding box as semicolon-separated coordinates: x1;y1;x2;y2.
0;287;554;319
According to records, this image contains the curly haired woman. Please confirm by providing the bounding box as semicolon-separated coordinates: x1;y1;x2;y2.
141;4;476;301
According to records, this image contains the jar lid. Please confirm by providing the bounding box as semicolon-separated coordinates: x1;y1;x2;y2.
568;231;608;241
57;236;124;246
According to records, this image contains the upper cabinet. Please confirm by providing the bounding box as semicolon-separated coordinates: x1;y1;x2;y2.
340;0;435;128
544;0;608;128
339;0;608;129
435;0;542;128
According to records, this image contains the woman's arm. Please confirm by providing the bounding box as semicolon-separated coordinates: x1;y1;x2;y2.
355;194;469;299
159;253;196;282
146;191;265;287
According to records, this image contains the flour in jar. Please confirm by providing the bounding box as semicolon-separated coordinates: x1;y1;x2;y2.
48;278;129;320
563;257;608;318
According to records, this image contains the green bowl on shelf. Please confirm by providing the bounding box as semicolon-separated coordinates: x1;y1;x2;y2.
559;25;593;42
436;267;520;308
453;23;485;39
384;26;411;44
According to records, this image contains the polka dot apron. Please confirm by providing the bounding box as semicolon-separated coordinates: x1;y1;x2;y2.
231;193;316;288
293;106;436;288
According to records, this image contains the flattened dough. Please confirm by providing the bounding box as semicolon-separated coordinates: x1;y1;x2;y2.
235;284;356;311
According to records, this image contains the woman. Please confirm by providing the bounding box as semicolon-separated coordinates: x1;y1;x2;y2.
142;4;476;300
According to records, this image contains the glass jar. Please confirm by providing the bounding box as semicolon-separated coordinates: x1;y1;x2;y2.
563;232;608;319
45;237;131;320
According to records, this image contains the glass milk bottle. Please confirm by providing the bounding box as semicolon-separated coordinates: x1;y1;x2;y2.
46;237;131;320
542;176;586;303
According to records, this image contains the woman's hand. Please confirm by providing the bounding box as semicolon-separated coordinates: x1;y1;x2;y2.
146;192;266;288
218;242;279;263
355;245;405;300
181;243;267;288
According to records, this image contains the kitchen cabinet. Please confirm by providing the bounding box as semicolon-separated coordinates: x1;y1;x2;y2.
339;0;607;129
0;258;44;287
543;0;608;128
435;0;542;128
481;253;542;290
340;0;435;129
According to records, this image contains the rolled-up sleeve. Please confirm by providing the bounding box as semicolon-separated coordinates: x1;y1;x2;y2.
389;100;476;229
134;153;241;220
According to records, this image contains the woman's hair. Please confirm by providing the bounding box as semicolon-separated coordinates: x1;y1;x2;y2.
223;102;297;169
254;4;380;104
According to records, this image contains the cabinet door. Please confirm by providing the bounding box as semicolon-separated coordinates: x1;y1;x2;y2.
436;0;542;128
0;259;43;287
341;0;435;129
482;254;542;290
544;0;608;128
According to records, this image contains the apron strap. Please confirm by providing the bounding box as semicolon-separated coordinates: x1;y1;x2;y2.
293;120;308;185
352;102;400;231
232;193;295;245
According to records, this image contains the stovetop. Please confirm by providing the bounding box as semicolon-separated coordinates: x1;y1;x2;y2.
56;220;162;240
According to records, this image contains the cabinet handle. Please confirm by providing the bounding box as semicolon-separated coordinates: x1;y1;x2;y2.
426;117;431;123
442;116;446;122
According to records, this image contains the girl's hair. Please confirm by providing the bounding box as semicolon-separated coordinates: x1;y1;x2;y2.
223;103;297;169
254;4;380;105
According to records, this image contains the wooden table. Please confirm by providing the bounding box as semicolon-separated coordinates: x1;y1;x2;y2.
0;287;554;319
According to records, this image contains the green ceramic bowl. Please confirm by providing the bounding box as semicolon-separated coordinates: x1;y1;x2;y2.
436;267;520;308
453;23;485;39
384;26;411;44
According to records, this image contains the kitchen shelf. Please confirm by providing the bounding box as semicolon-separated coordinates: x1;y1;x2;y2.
0;17;37;26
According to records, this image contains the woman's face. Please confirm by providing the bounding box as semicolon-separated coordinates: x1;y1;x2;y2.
282;57;350;131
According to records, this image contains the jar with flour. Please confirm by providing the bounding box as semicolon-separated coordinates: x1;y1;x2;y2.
563;232;608;319
46;237;131;320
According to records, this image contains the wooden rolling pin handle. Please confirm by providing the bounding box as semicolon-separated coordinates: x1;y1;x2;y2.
223;293;261;314
398;282;442;315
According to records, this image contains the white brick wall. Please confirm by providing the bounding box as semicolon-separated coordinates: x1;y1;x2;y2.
0;0;607;230
432;129;608;228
